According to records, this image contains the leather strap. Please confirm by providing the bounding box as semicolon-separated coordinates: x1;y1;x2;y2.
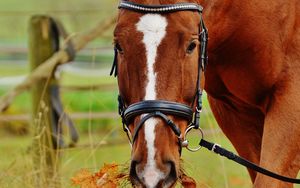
132;111;182;143
200;139;300;184
123;100;193;124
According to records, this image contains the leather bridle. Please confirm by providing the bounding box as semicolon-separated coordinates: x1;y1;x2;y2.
110;0;208;152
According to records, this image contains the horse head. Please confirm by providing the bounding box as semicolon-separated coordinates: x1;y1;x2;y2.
112;0;206;187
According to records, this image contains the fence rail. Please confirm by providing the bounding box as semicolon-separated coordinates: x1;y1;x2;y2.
0;46;113;54
0;112;119;122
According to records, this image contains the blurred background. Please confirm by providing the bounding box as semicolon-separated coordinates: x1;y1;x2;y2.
0;0;253;187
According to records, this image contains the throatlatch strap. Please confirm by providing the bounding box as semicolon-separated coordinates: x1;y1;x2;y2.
200;139;300;184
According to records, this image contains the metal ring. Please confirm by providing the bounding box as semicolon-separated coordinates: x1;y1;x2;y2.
182;125;203;152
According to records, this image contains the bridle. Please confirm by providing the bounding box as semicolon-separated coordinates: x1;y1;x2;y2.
110;0;208;152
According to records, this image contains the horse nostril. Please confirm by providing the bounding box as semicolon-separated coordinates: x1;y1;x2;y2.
130;160;143;185
130;159;179;187
163;161;178;187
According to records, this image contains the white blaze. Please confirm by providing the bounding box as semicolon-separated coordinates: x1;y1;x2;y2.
136;14;168;187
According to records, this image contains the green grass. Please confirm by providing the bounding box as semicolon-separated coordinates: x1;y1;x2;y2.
0;78;254;188
0;63;28;76
60;72;116;87
0;79;253;188
0;89;118;112
0;128;254;188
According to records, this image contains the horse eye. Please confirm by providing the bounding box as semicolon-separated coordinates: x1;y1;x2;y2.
186;42;197;54
115;43;123;54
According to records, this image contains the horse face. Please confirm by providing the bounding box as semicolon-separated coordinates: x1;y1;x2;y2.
114;8;200;188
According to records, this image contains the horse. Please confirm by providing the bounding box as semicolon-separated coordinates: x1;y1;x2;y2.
112;0;300;187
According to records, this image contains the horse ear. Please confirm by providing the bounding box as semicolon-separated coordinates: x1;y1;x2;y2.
110;47;118;77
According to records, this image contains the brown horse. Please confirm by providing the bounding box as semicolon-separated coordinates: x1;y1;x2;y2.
113;0;300;187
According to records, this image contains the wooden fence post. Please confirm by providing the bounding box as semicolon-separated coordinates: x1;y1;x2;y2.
28;15;60;188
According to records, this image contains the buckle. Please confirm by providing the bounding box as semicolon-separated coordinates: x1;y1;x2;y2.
211;143;221;153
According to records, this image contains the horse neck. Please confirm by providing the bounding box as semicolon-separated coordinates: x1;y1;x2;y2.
198;0;294;52
198;0;244;51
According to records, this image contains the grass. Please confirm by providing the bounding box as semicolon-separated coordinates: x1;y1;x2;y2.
0;73;254;188
0;76;254;188
0;127;254;188
0;89;117;112
0;62;29;76
60;72;116;87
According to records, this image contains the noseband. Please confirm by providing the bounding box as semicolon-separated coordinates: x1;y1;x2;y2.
111;0;208;152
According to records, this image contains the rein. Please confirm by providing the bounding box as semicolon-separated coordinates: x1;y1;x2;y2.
111;0;300;185
199;139;300;184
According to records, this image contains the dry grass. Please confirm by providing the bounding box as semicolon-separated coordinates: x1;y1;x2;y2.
71;163;129;188
71;163;200;188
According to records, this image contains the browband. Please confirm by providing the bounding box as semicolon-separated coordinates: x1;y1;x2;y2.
119;1;203;13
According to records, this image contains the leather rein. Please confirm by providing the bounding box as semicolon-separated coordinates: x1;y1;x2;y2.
111;0;300;184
